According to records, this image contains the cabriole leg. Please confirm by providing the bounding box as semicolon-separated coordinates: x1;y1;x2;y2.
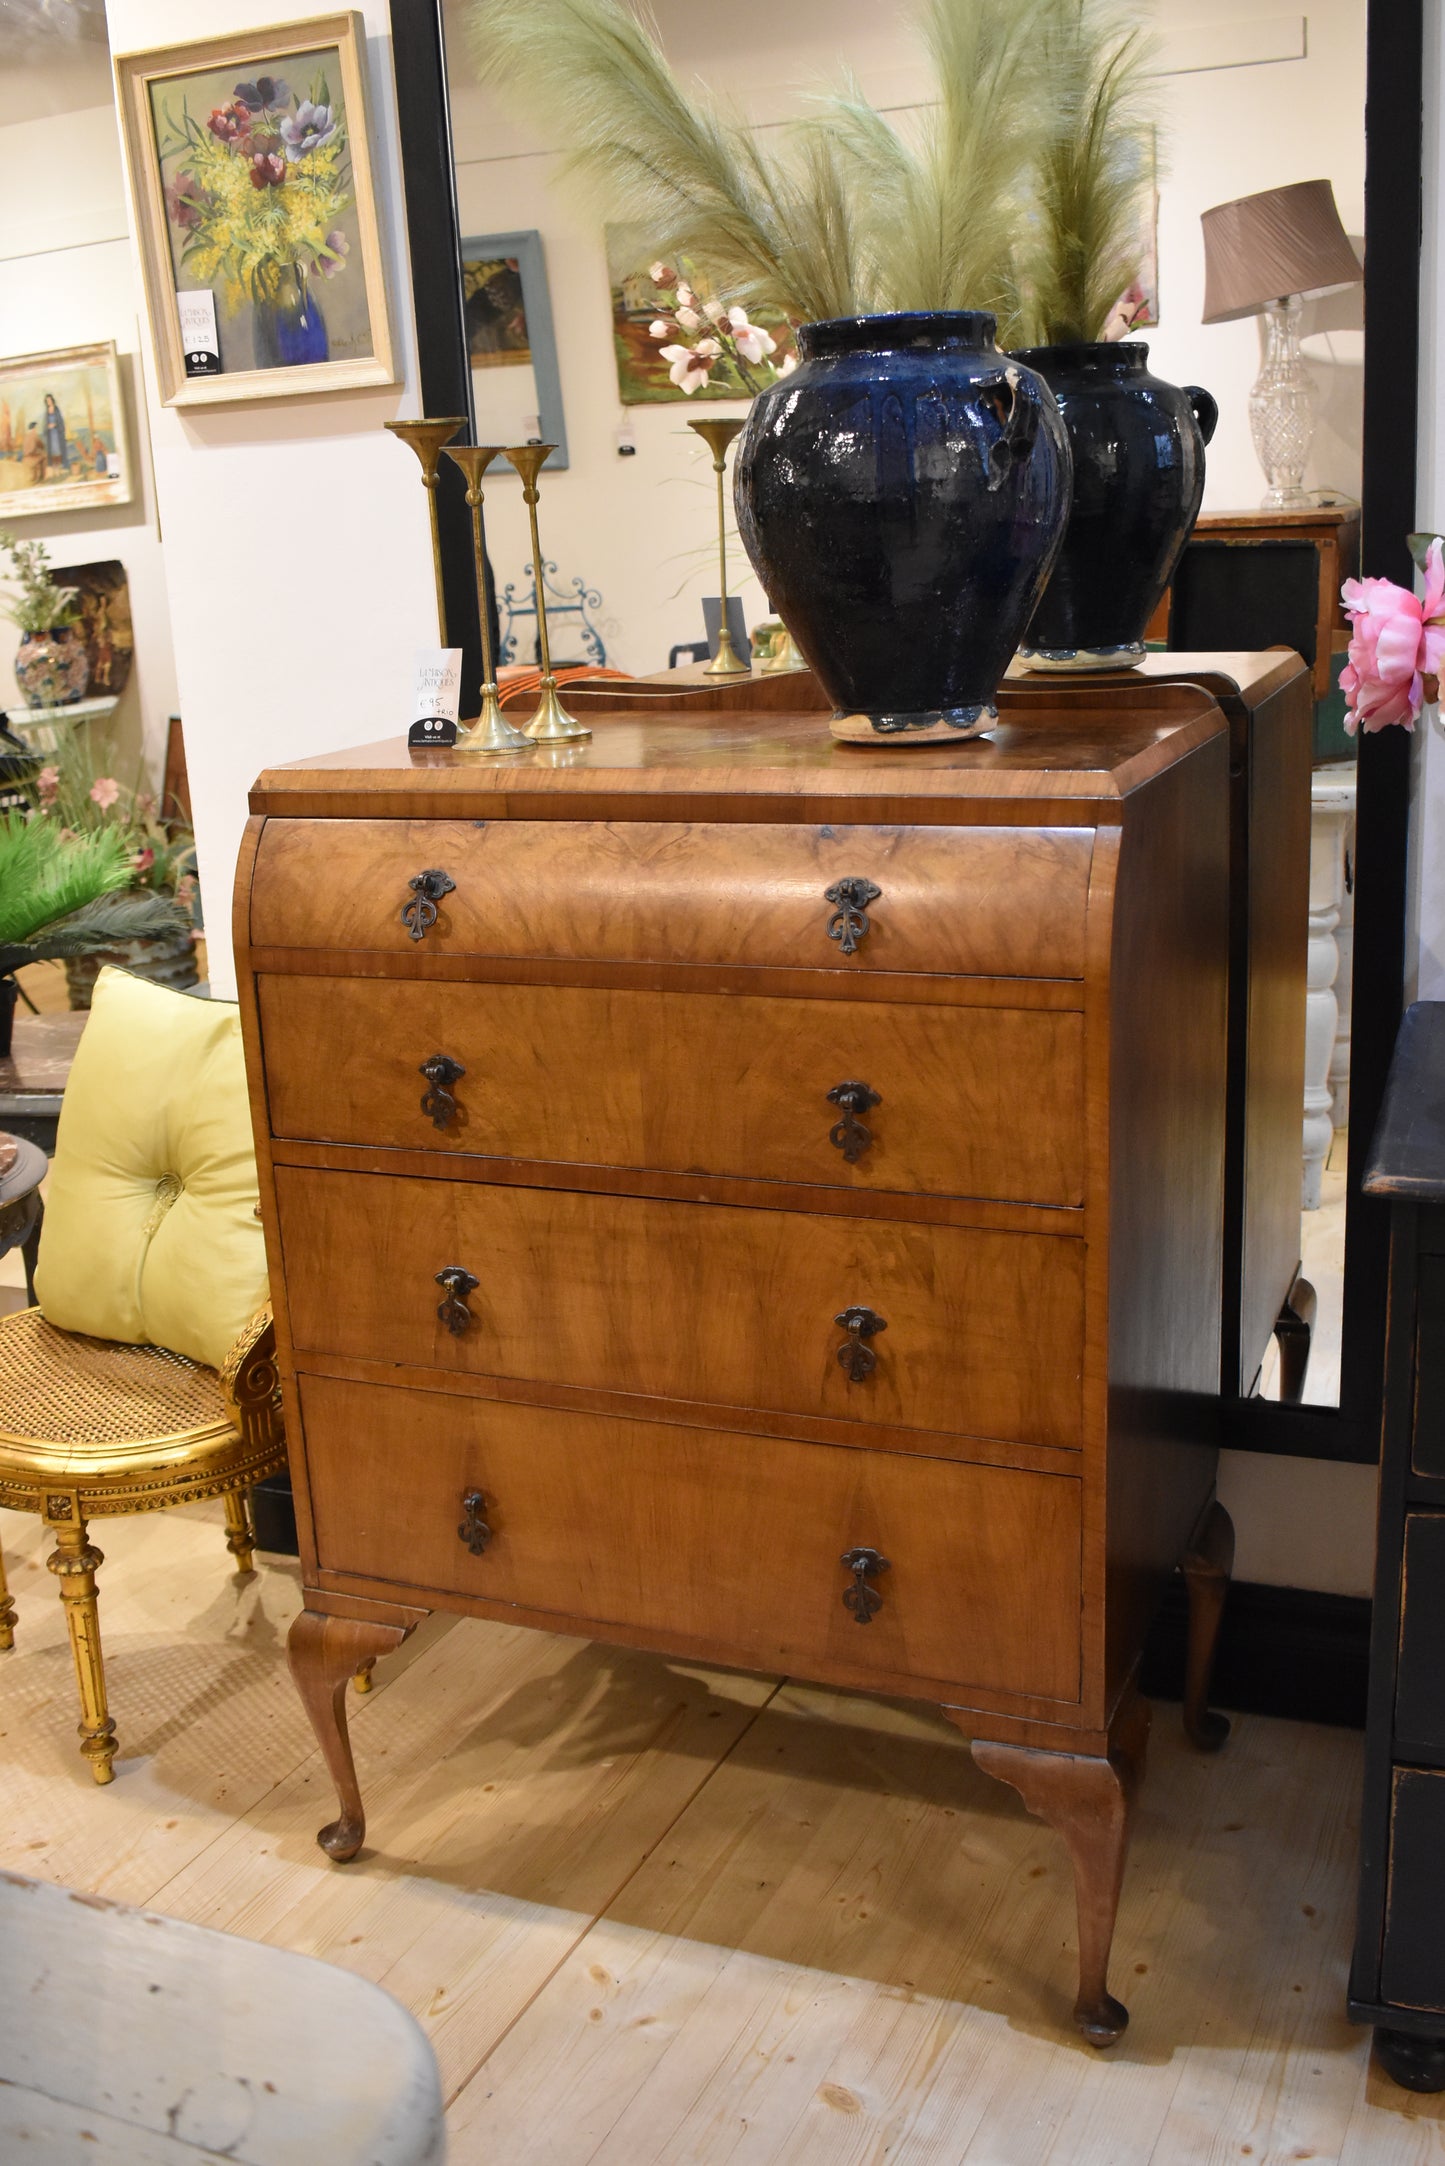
0;1529;14;1649
222;1487;257;1575
47;1514;116;1785
287;1609;411;1861
1180;1499;1235;1750
965;1689;1150;2046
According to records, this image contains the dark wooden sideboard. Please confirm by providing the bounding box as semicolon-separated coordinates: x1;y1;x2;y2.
238;685;1241;2045
1352;1004;1445;2088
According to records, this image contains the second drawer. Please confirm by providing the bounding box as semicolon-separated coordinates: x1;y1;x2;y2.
275;1167;1085;1450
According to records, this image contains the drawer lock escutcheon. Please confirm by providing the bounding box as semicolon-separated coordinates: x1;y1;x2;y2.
841;1546;890;1624
458;1489;493;1557
826;1080;881;1163
823;876;882;956
401;867;456;942
435;1265;479;1337
419;1053;466;1131
835;1304;887;1382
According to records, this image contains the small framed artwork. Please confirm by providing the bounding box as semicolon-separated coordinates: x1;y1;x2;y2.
114;11;395;407
0;343;133;520
460;230;568;470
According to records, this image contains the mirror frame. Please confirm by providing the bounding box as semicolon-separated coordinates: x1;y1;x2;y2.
389;0;1424;1461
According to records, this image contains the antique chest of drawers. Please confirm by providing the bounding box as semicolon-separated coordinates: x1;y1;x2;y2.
237;682;1234;2044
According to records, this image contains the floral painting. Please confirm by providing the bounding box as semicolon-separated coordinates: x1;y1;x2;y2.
117;19;394;405
605;225;798;404
0;343;132;522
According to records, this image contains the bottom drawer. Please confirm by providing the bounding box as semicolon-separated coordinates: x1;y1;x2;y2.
1383;1769;1445;2011
298;1374;1083;1705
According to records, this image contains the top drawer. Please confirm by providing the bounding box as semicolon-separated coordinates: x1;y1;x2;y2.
249;819;1092;980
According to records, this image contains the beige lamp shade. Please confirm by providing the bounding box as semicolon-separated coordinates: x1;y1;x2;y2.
1201;179;1362;323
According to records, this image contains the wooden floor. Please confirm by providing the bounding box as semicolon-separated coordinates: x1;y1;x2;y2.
0;1500;1438;2162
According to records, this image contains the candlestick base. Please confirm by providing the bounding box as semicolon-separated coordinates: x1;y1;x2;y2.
523;676;591;743
457;685;531;754
704;627;751;678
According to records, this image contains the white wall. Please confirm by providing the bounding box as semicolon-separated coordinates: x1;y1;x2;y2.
102;0;437;997
448;0;1367;678
0;102;177;782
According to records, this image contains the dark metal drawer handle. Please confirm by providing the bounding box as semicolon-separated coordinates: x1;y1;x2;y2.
824;876;881;956
420;1053;466;1131
835;1304;886;1381
458;1488;492;1556
841;1545;890;1624
435;1265;479;1336
827;1080;880;1163
401;867;455;941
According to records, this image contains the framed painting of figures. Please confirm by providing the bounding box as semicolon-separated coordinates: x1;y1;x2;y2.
0;343;134;520
114;12;395;406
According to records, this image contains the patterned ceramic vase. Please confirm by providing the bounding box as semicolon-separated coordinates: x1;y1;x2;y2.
1014;342;1218;670
734;311;1072;742
14;626;90;709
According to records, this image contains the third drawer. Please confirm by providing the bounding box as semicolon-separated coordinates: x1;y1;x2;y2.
274;1165;1085;1451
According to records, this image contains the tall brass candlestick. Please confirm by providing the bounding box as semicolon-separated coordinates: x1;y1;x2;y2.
442;443;532;754
383;417;466;640
687;416;750;676
504;443;590;743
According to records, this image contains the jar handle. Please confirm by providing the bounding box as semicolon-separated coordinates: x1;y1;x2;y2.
1185;386;1219;447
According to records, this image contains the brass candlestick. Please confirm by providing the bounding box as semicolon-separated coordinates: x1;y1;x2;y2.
687;416;750;676
441;443;532;754
384;417;465;640
504;443;590;743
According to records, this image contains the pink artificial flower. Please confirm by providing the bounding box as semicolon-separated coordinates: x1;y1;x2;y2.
648;318;671;339
675;282;696;310
659;339;720;394
1340;540;1445;734
133;846;155;873
728;305;776;366
702;298;728;325
89;776;120;810
648;260;672;285
674;304;702;330
778;352;798;375
36;764;59;802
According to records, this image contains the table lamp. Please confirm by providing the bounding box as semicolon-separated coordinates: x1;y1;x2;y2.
1200;178;1362;509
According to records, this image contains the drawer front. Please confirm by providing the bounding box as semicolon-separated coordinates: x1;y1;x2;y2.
250;819;1092;979
259;976;1085;1208
276;1168;1084;1450
1412;1259;1445;1478
1382;1769;1445;2011
1395;1514;1445;1746
298;1373;1083;1702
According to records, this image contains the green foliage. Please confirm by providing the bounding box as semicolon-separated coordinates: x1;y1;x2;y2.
0;531;80;635
470;0;1153;341
0;889;190;982
0;811;131;948
1013;0;1157;345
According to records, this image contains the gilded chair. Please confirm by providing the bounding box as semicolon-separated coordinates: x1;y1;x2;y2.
0;967;285;1783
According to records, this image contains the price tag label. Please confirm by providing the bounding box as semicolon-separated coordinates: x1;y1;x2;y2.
177;291;221;378
408;648;462;748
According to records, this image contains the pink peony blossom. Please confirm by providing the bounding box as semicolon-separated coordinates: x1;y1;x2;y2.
1340;539;1445;734
89;776;120;809
36;764;59;802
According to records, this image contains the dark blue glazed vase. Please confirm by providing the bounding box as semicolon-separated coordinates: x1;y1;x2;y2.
734;312;1071;739
1013;342;1217;669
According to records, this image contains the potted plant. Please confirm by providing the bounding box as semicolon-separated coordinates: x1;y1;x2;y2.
28;744;200;1006
0;812;187;1057
473;0;1075;742
0;532;90;709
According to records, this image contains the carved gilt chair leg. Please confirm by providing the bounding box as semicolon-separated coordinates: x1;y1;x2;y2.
0;1530;15;1649
46;1513;117;1785
965;1690;1150;2047
287;1609;411;1861
1180;1499;1235;1751
222;1487;257;1575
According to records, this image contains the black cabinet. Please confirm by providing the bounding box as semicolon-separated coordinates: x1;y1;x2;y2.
1352;1005;1445;2088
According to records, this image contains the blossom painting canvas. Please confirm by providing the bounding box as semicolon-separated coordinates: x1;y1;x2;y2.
0;344;133;522
605;226;798;405
116;14;395;406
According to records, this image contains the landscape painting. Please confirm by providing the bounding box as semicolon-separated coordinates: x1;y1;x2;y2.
0;343;133;521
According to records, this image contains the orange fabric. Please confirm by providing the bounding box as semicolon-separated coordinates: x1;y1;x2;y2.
497;665;634;709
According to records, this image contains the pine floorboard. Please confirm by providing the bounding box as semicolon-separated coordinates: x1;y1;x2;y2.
1;1498;1443;2162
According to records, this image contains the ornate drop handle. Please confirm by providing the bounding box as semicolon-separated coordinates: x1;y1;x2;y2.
401;867;455;942
824;876;881;956
827;1080;880;1163
835;1304;887;1381
419;1053;466;1131
435;1265;479;1337
841;1545;890;1624
458;1488;492;1557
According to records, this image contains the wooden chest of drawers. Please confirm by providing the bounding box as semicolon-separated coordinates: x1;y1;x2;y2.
237;684;1234;2045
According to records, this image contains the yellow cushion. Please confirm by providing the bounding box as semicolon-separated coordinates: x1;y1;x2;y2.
34;968;268;1372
